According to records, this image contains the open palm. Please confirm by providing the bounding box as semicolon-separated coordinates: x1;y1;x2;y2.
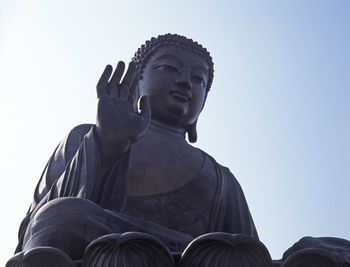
96;61;151;150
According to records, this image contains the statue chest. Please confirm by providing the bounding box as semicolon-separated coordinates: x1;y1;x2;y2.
127;137;205;196
123;147;218;237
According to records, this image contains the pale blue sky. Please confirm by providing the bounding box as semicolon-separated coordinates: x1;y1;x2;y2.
1;0;349;264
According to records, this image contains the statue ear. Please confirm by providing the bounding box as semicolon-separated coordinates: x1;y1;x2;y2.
188;92;207;143
188;120;197;143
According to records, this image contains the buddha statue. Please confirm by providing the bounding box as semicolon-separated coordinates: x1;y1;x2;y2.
7;34;263;267
8;33;350;267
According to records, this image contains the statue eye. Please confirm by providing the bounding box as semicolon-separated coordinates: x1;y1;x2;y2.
191;75;205;86
157;64;178;73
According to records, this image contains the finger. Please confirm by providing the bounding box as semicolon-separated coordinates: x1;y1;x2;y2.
120;61;136;98
109;61;125;96
96;65;113;98
138;95;151;122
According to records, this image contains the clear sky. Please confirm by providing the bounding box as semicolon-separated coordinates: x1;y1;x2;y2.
1;0;349;264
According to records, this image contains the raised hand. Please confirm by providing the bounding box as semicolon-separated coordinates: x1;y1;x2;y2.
95;61;151;164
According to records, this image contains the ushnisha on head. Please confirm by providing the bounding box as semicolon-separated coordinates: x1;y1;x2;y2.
132;34;214;143
132;33;214;93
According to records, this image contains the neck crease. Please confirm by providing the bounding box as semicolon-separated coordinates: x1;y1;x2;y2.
149;120;186;140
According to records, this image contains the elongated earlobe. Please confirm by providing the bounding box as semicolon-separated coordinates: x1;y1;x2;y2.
188;120;198;143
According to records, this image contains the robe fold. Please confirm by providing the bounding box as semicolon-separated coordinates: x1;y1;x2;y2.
16;124;258;254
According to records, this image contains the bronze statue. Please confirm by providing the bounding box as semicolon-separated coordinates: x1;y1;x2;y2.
8;34;261;266
7;34;350;267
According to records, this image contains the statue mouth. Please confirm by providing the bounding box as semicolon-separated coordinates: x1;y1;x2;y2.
170;91;191;102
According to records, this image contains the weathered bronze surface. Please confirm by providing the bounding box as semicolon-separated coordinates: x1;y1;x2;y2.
7;34;350;267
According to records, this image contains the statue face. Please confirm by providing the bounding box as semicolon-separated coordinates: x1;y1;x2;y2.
139;45;209;129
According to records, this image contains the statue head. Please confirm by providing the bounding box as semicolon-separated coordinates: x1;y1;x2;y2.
132;34;214;143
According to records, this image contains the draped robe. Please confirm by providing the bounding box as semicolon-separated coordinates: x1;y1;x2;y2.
16;124;258;257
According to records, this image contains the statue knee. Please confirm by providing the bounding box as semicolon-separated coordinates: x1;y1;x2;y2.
23;197;107;260
28;197;106;244
34;197;102;222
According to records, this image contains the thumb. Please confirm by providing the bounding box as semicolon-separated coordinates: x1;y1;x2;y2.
138;95;151;120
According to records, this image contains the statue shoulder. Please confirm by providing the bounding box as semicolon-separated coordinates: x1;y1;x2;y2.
199;150;238;181
54;124;95;162
68;124;95;139
200;151;247;198
66;123;95;144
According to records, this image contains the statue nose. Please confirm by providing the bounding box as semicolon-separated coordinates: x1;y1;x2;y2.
176;80;191;90
175;71;192;90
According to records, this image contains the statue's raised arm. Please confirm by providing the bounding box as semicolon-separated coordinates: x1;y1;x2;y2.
9;34;349;267
95;61;151;167
8;34;262;267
